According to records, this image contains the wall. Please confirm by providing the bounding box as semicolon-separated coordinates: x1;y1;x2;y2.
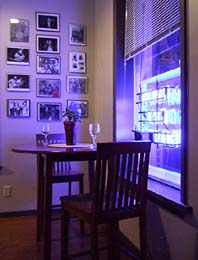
0;0;95;212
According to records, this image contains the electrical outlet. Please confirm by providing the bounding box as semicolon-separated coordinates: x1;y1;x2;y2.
2;185;12;197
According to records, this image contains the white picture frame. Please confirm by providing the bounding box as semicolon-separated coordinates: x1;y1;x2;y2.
36;55;61;74
66;75;88;94
69;51;86;73
7;47;30;65
36;35;60;54
36;12;60;32
69;23;86;46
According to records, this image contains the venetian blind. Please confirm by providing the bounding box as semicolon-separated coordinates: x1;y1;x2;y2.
125;0;180;59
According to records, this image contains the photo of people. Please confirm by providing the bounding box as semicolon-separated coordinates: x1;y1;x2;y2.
67;76;87;94
69;23;86;46
36;79;61;97
7;47;29;65
10;18;29;42
7;74;30;91
7;99;30;118
36;12;60;32
69;51;86;73
37;35;59;53
37;102;61;121
37;55;61;74
67;100;88;118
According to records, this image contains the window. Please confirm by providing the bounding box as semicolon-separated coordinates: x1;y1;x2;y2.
114;0;187;205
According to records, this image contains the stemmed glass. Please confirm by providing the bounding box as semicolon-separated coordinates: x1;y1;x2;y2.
41;123;50;145
89;123;100;148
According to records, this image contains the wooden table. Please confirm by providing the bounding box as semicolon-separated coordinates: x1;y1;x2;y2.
12;144;97;260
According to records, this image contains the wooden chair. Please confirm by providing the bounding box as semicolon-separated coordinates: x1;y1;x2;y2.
36;133;84;234
60;141;151;260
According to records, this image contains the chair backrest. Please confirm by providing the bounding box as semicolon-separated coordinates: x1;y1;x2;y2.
36;133;71;172
92;141;151;220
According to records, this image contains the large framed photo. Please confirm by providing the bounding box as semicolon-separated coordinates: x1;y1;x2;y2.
69;23;86;46
67;100;88;118
7;47;29;65
69;51;86;73
36;12;60;32
7;99;30;118
7;74;30;92
66;75;88;94
37;102;62;121
36;35;60;54
10;18;29;42
36;78;61;97
37;55;61;74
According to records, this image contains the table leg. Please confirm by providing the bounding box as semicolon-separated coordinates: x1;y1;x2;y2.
43;155;53;260
88;160;94;193
36;154;44;242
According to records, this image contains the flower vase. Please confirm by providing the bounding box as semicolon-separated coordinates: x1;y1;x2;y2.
63;121;78;145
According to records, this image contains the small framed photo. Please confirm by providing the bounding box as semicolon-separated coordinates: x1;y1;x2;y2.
67;100;88;118
7;47;29;65
69;23;86;46
37;102;62;121
10;18;29;42
69;51;86;73
37;55;61;74
36;35;60;54
36;12;60;32
7;74;30;92
66;75;88;94
36;78;61;97
7;99;30;118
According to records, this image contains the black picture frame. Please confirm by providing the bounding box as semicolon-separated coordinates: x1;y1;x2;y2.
7;74;30;92
66;75;88;94
36;78;61;97
36;35;60;54
69;23;86;46
67;99;88;118
37;102;62;121
10;18;29;42
36;55;61;74
7;99;30;118
36;12;60;32
7;47;30;65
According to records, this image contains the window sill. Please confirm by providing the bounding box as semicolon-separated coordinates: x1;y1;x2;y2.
147;178;192;217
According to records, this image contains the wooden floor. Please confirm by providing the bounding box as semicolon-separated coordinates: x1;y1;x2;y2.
0;214;137;260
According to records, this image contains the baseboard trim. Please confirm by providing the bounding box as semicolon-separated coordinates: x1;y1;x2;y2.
0;210;37;218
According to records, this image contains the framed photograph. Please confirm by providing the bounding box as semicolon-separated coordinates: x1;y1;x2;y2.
7;99;30;118
7;47;29;65
36;78;61;97
36;35;60;53
67;100;88;118
10;18;29;42
36;12;60;32
69;23;86;46
66;75;88;94
37;55;61;74
37;102;62;121
69;51;86;73
7;74;30;92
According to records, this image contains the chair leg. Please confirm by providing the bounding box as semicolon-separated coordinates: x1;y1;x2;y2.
79;178;85;235
90;222;99;260
68;181;72;195
108;221;120;260
139;212;147;260
61;207;69;260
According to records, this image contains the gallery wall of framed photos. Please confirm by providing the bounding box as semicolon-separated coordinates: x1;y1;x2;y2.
5;10;90;122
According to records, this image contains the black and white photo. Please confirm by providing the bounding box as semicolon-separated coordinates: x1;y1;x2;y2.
7;74;30;91
69;51;86;73
67;100;88;118
7;47;29;65
66;75;88;94
37;55;61;74
69;23;86;46
36;78;61;97
10;18;29;42
37;102;62;121
36;12;60;32
36;35;60;53
7;99;30;118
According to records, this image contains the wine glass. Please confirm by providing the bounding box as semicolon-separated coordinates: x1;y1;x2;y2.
41;123;50;145
89;123;100;148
